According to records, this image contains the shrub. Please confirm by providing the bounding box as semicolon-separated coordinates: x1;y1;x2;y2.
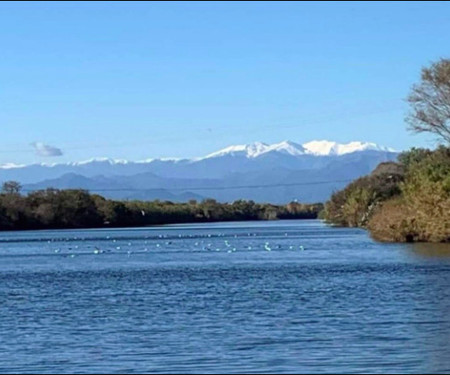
325;146;450;242
367;198;418;242
324;162;404;227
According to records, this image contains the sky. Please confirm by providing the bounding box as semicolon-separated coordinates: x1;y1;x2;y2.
1;1;449;165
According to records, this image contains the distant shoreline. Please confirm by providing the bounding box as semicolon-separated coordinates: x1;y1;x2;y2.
0;217;321;234
0;186;324;232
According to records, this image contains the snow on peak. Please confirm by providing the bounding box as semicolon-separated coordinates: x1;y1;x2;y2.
136;157;182;163
203;140;394;159
0;163;26;170
204;140;308;159
0;140;396;171
70;157;130;166
264;140;306;156
303;140;396;156
204;141;270;159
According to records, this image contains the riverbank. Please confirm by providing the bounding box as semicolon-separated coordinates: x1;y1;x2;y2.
0;185;323;231
323;146;450;243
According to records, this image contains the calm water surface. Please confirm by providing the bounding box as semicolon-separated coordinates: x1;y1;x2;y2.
0;220;449;374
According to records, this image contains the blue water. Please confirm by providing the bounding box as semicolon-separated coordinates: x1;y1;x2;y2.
0;220;449;374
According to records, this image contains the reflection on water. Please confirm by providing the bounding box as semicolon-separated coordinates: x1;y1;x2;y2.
0;220;449;374
408;242;450;258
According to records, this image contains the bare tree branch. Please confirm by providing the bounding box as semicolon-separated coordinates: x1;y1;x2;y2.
406;58;450;144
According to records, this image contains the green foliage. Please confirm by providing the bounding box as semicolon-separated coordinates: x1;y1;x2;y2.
25;189;103;228
325;146;450;243
324;162;404;227
394;146;450;242
397;147;432;169
0;188;323;231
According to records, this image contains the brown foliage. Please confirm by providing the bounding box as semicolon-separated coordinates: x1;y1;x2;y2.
324;163;404;227
368;198;418;242
368;147;450;242
325;146;450;243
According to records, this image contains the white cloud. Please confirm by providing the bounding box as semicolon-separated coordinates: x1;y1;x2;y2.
31;142;63;157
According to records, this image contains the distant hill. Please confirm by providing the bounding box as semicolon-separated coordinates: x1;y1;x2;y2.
2;140;399;203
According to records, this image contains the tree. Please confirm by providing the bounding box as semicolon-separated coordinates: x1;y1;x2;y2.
1;181;22;195
369;146;450;242
406;58;450;143
398;148;432;169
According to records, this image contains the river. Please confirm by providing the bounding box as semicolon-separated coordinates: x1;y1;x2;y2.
0;220;449;373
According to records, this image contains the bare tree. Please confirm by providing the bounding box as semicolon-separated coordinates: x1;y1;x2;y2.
406;58;450;143
1;181;22;195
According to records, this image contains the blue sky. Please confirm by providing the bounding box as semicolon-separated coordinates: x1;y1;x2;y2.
1;1;449;164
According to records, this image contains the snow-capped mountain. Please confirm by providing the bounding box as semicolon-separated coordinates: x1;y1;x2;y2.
204;141;307;159
202;140;394;159
0;140;399;203
303;140;396;156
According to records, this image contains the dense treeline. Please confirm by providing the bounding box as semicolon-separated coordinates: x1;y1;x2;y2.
0;183;323;231
324;146;450;242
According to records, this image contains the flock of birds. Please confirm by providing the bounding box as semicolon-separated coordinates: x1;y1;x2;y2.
47;232;306;258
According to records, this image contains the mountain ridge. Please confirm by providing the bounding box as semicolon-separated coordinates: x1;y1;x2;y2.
1;140;399;203
0;140;397;170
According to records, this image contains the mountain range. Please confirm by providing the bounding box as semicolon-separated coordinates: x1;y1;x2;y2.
0;140;399;203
